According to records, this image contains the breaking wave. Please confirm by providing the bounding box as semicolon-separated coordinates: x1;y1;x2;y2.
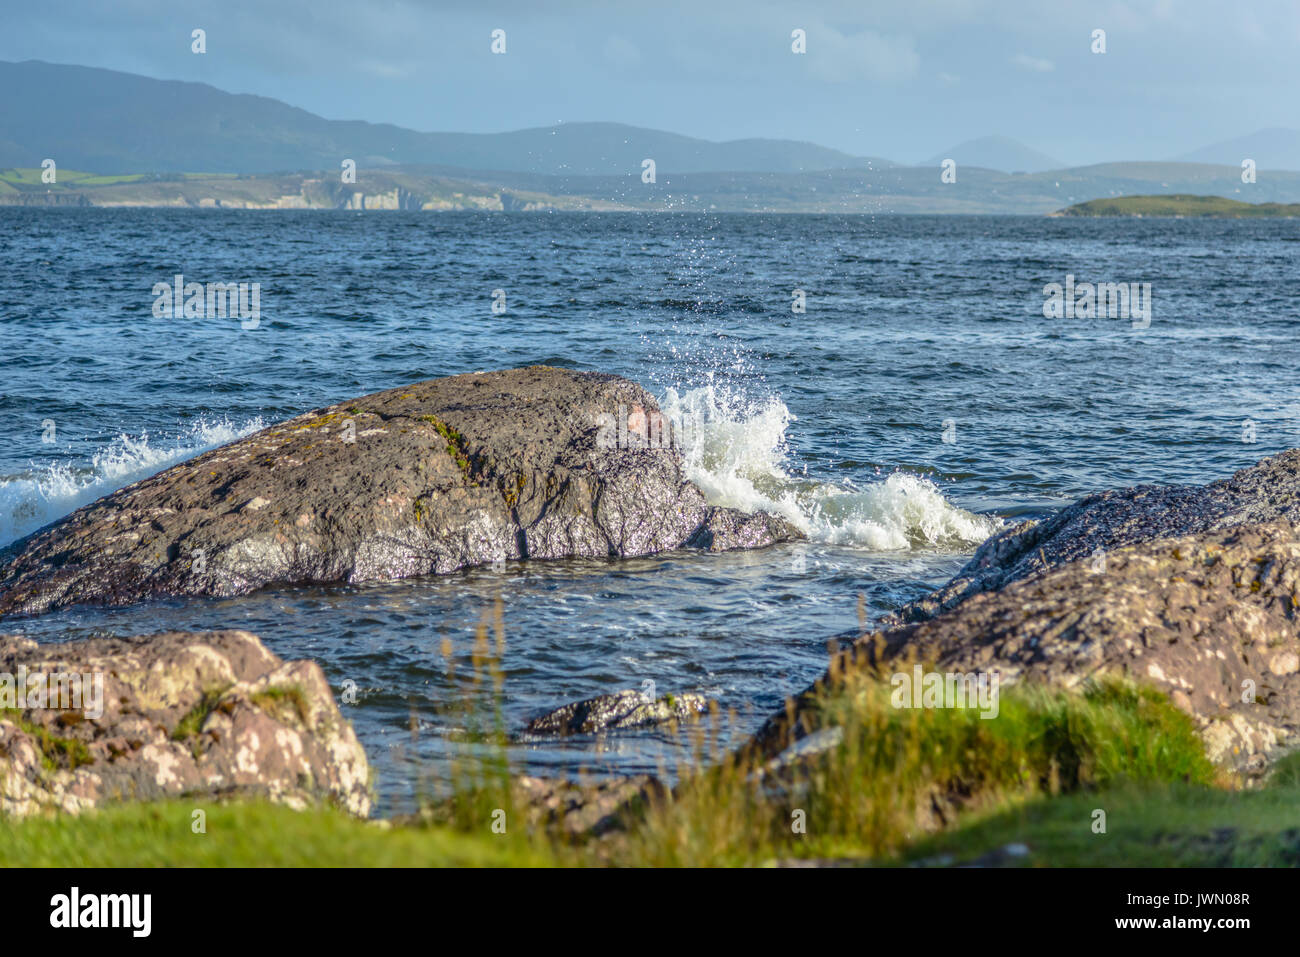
0;417;264;548
659;385;1000;550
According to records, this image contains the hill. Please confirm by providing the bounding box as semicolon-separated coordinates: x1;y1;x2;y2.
1176;128;1300;171
1056;194;1300;217
0;60;891;176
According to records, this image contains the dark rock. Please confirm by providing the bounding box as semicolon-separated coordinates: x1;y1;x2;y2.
0;366;802;617
0;629;369;817
686;507;800;552
525;688;708;735
886;449;1300;625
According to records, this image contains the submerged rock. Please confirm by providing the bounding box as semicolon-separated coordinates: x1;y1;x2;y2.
0;629;370;817
754;450;1300;775
525;688;708;735
0;366;801;617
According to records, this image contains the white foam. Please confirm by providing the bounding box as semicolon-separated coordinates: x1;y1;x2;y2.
0;417;263;548
659;385;1000;550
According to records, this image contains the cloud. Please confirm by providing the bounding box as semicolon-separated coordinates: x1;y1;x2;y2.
803;24;921;83
1011;53;1054;72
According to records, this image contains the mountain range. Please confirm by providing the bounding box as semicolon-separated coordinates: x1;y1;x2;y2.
0;60;891;177
3;59;1300;212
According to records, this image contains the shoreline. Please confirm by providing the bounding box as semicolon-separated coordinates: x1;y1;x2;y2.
3;366;1299;863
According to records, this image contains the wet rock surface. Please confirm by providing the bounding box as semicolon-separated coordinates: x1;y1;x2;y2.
0;366;801;617
0;629;370;818
525;688;708;735
887;449;1300;625
755;450;1300;775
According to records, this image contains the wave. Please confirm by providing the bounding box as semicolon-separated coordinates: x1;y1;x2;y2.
0;417;264;549
0;389;997;556
658;385;1000;550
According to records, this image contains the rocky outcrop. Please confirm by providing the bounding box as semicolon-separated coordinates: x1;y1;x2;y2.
525;688;708;735
755;450;1300;776
0;367;801;617
0;629;370;817
887;449;1300;625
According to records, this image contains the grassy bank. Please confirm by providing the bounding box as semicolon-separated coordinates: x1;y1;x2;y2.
1058;193;1300;217
5;674;1285;867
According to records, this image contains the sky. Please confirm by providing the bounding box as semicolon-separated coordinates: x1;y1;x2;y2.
3;0;1297;166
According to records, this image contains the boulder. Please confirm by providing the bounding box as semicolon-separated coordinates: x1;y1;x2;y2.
525;688;708;735
0;367;801;616
0;629;370;817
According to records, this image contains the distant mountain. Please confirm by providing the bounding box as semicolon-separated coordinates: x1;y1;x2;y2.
1176;128;1300;171
922;135;1064;173
11;158;1300;215
8;60;1300;213
0;60;892;176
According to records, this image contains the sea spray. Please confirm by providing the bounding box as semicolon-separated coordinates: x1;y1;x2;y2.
659;385;1001;550
0;417;263;548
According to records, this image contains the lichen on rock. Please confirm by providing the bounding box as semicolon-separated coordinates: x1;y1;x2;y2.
0;629;370;818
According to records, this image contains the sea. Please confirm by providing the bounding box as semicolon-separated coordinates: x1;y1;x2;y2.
2;209;1297;814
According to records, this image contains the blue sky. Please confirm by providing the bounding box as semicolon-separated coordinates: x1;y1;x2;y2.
3;0;1296;165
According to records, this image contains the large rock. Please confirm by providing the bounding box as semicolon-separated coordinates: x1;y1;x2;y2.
887;449;1300;625
754;450;1300;776
0;629;370;817
0;367;801;616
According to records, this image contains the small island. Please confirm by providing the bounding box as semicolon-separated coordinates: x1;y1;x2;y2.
1055;193;1300;217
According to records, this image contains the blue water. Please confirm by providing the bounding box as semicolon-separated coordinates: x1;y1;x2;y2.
2;210;1298;814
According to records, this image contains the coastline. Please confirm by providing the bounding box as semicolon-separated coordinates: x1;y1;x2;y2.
4;367;1299;865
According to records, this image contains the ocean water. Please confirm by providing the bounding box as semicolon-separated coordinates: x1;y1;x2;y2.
2;209;1298;814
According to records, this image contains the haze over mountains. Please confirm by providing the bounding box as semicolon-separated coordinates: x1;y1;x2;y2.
923;136;1064;175
1175;128;1300;172
3;59;1300;213
0;60;890;176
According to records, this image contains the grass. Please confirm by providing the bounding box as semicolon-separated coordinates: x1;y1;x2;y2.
609;676;1218;866
9;776;1296;867
170;686;232;757
894;779;1300;867
248;684;310;725
0;709;93;772
0;802;554;867
0;618;1290;867
0;168;147;188
1059;193;1300;217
